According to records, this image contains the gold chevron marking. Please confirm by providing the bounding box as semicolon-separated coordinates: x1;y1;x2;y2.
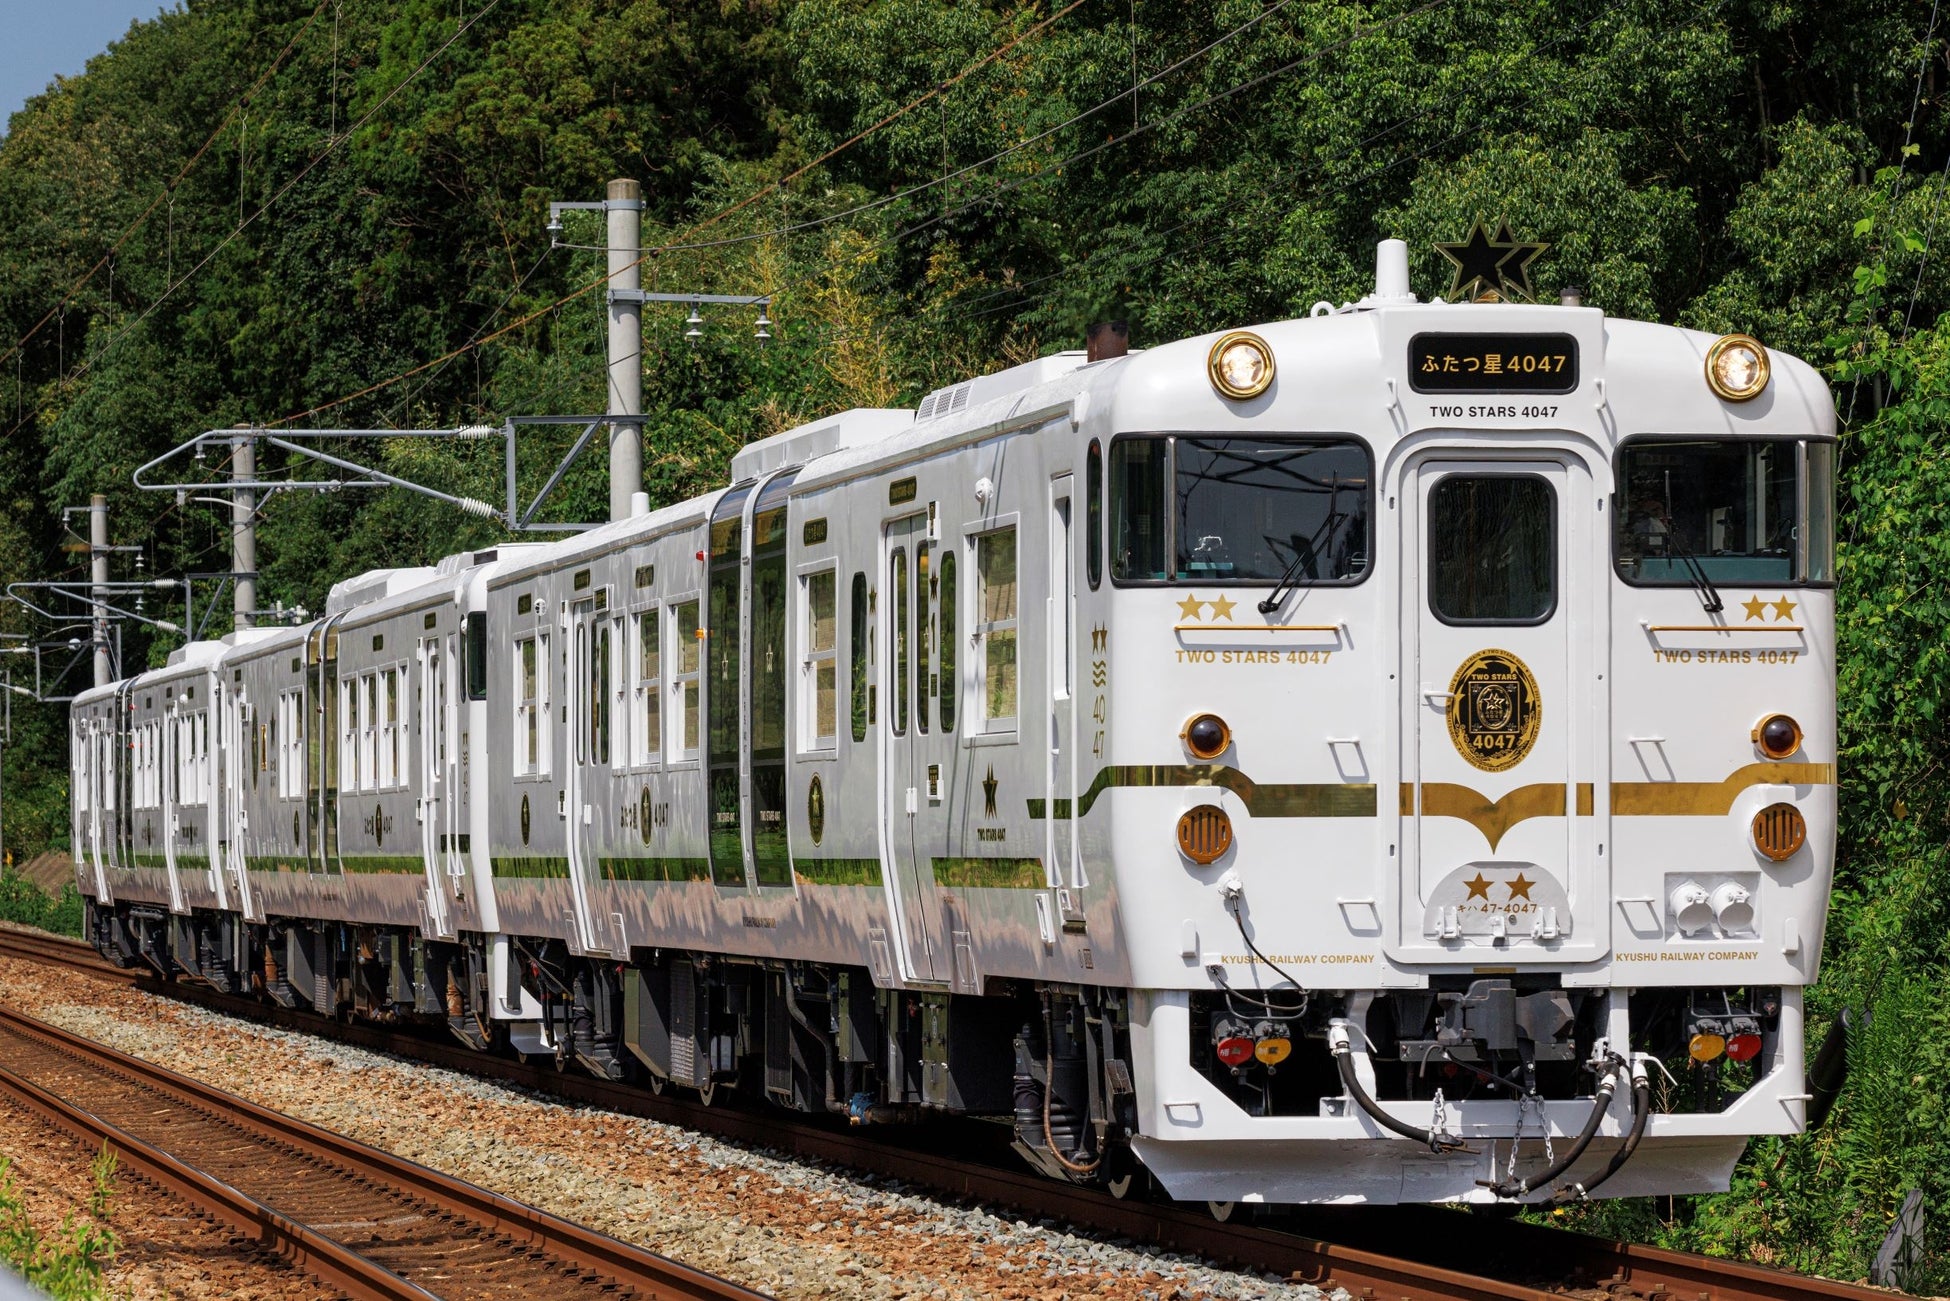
1612;762;1835;817
1418;782;1569;850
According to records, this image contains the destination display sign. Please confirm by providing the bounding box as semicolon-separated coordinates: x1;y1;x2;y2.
1408;333;1578;394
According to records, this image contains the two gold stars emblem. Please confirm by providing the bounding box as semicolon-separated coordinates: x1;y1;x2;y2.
1176;594;1236;621
1740;594;1797;622
1464;872;1535;901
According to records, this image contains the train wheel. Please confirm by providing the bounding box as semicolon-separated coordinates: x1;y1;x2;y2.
698;1076;722;1108
1206;1200;1239;1223
645;1070;666;1096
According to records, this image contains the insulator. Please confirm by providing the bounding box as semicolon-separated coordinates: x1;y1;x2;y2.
452;424;499;439
456;498;499;519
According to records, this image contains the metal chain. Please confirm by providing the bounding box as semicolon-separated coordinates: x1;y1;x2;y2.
1430;1088;1449;1144
1507;1091;1553;1182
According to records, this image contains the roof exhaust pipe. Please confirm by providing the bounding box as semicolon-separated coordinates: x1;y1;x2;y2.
1371;239;1415;304
1086;320;1129;362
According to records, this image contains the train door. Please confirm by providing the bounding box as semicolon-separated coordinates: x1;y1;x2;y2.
310;616;345;874
220;678;258;921
1046;475;1080;910
565;595;618;956
883;512;947;981
86;717;113;904
417;632;455;939
1396;455;1608;964
160;693;186;912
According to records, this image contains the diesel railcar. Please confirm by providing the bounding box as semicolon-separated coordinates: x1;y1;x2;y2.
72;239;1838;1206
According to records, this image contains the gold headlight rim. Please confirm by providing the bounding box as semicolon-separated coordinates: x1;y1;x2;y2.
1181;711;1233;761
1705;333;1771;402
1752;712;1803;761
1207;331;1276;400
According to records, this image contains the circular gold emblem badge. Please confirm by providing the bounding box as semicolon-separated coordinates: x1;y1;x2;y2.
808;773;826;847
1446;649;1541;772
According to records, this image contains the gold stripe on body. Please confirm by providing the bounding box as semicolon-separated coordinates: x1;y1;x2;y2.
1612;762;1835;816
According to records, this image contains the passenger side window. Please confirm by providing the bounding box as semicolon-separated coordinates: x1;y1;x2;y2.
975;527;1019;730
939;550;957;733
804;570;837;749
673;600;701;758
634;609;661;766
849;573;868;742
514;634;552;776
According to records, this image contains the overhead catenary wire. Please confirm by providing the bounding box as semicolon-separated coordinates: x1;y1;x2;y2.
754;0;1460;337
0;0;333;376
1;0;508;447
269;0;1095;428
1844;0;1945;423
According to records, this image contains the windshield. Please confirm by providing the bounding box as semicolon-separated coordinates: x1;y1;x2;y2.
1615;438;1833;585
1111;436;1371;584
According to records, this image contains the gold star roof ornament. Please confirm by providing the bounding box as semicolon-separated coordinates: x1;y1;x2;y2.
1435;218;1550;302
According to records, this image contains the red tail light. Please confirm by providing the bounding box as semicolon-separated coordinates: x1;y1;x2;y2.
1215;1037;1255;1067
1726;1032;1763;1062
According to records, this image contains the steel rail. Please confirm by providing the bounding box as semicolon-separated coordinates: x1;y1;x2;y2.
0;1000;768;1301
0;1028;438;1299
131;975;1568;1301
0;928;138;984
0;932;1900;1301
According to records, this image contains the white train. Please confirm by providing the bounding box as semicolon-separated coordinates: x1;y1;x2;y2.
70;240;1837;1207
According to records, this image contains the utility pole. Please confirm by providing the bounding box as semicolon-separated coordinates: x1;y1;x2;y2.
90;495;110;687
232;427;257;630
606;178;643;523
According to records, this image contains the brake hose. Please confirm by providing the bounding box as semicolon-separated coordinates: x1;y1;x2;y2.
1328;1021;1466;1153
1552;1056;1652;1203
1479;1057;1622;1199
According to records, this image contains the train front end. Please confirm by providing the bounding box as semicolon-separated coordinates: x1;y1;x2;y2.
1097;242;1836;1204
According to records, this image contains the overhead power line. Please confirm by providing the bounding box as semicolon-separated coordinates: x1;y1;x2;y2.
270;0;1093;428
3;0;507;446
0;0;333;376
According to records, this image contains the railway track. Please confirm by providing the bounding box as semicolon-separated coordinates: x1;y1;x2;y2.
0;929;1900;1301
0;977;765;1301
0;926;139;984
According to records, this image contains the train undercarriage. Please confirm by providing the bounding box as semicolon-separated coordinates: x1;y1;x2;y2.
84;900;1786;1204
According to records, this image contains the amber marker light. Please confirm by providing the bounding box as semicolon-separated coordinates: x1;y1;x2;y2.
1753;712;1802;759
1207;331;1276;400
1182;712;1232;761
1178;805;1234;865
1689;1032;1727;1063
1753;802;1808;862
1254;1036;1293;1066
1705;333;1771;402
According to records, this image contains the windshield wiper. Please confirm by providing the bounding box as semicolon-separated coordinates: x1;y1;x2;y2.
1257;544;1314;614
1668;541;1724;614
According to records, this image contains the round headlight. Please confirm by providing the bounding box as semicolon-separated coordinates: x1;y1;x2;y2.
1207;331;1275;400
1705;333;1770;402
1182;712;1232;761
1753;712;1802;760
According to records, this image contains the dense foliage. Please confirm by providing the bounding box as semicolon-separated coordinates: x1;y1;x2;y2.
3;0;1950;1282
0;868;84;937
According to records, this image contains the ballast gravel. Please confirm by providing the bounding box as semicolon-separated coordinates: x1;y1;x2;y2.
0;948;1346;1301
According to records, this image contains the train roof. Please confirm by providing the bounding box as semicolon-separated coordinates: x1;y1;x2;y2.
71;244;1834;705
